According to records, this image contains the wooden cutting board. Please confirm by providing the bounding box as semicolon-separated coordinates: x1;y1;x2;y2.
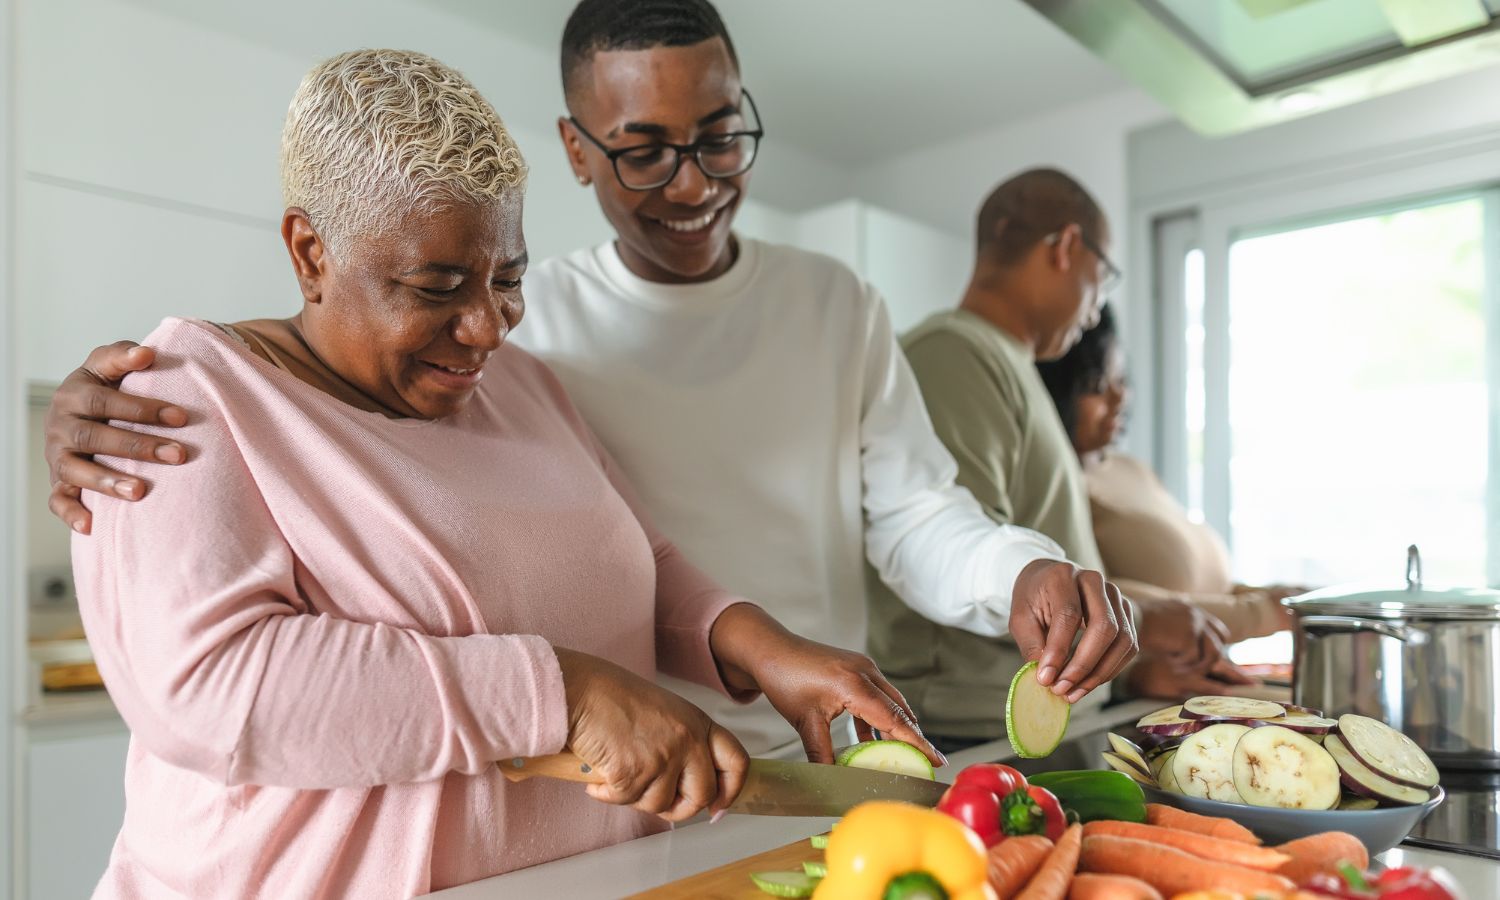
625;834;826;899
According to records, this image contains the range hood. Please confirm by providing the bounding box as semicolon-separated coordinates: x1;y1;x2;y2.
1022;0;1500;134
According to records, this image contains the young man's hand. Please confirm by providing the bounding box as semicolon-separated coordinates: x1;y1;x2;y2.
44;341;189;533
1008;560;1138;704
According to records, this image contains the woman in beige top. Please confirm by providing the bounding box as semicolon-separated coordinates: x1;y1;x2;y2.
1037;307;1298;642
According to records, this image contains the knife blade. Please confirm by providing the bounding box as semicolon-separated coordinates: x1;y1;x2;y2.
501;752;948;817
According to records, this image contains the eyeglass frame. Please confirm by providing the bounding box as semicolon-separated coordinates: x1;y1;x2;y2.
567;88;765;191
1044;228;1122;297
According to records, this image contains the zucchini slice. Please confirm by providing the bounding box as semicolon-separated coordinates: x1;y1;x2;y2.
1006;660;1071;758
750;871;820;898
835;740;934;779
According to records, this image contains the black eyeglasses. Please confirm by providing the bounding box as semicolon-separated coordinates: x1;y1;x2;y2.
1078;232;1123;297
569;89;764;191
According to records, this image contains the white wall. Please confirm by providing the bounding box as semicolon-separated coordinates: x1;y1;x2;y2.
852;87;1166;248
14;0;811;385
1130;63;1500;213
2;0;19;889
772;199;969;333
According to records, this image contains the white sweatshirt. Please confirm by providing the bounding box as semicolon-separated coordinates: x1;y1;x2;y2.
515;237;1065;754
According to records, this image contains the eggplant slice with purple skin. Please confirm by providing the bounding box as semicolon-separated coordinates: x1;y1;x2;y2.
1325;733;1432;806
1335;714;1440;790
1136;705;1205;737
1181;696;1287;722
1173;723;1251;803
1231;725;1341;810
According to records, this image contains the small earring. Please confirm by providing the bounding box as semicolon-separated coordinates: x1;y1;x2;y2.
577;175;590;186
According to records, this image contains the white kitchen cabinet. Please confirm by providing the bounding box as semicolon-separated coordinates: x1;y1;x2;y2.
25;723;129;900
785;199;970;334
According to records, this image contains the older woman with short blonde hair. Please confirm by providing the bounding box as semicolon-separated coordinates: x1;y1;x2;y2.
72;49;935;898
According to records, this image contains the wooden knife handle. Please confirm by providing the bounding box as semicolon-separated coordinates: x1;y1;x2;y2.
500;751;605;784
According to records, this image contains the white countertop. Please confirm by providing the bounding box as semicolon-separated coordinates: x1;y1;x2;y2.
426;698;1500;898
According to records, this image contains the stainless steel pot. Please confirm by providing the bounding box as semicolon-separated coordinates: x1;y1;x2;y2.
1286;546;1500;771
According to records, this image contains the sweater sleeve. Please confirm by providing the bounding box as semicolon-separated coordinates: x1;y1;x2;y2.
72;351;569;790
1110;576;1285;644
856;292;1067;638
902;328;1027;527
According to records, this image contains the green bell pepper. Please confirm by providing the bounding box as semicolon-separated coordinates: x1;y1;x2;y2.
1026;770;1146;823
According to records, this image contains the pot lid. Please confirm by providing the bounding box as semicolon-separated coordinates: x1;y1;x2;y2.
1283;545;1500;620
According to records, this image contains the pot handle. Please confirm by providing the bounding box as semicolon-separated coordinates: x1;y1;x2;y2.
1300;614;1414;642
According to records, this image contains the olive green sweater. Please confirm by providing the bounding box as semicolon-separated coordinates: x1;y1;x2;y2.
868;309;1105;740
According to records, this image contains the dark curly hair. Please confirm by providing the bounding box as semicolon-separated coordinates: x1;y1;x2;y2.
561;0;739;104
1035;304;1119;444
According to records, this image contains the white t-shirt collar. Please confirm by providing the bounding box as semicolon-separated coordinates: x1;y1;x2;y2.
593;234;761;314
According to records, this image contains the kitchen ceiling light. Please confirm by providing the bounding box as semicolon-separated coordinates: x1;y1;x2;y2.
1022;0;1500;134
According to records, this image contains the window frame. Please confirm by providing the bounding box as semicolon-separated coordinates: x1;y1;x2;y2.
1147;150;1500;584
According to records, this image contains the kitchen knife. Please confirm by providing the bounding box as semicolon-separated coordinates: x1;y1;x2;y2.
501;752;948;817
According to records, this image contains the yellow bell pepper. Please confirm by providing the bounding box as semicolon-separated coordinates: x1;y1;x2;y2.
813;801;997;900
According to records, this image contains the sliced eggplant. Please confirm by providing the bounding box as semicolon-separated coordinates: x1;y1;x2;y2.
1157;750;1183;794
1250;710;1337;735
1136;705;1205;737
1149;749;1174;780
1282;703;1327;718
1102;751;1157;787
1335;714;1440;790
1324;733;1432;806
1107;733;1153;775
1173;723;1251;803
1231;724;1341;810
1338;794;1380;811
1181;696;1286;722
1140;732;1186;759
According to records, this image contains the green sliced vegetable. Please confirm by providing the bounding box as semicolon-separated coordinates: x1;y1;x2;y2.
1026;770;1147;823
835;740;935;779
750;870;821;898
802;860;828;878
1005;660;1071;758
809;833;830;850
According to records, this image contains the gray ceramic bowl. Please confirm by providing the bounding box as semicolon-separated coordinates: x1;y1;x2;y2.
1140;784;1445;857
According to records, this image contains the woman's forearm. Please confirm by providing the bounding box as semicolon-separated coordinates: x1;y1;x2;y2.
707;601;790;695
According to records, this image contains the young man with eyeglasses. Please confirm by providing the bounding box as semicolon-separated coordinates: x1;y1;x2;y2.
868;169;1252;752
40;1;1217;759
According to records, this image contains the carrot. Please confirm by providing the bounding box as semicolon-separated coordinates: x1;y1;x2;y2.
987;835;1053;897
1081;820;1290;870
1065;872;1164;900
1145;803;1260;844
1015;823;1082;900
1078;834;1295;897
1274;831;1369;887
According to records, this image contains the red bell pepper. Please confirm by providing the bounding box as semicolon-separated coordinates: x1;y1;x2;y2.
1304;862;1461;900
950;762;1027;799
1371;866;1461;900
935;784;1004;848
936;769;1067;847
1000;785;1067;842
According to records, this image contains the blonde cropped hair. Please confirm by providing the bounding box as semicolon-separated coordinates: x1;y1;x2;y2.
281;49;527;253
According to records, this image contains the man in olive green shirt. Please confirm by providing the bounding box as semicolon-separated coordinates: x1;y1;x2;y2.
869;169;1238;750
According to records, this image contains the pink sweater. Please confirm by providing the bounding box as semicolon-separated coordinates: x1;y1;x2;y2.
72;318;752;898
